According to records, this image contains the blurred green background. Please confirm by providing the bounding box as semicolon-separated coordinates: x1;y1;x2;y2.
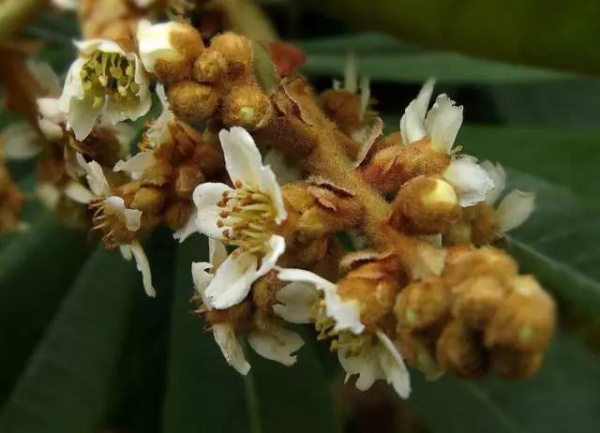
0;1;599;432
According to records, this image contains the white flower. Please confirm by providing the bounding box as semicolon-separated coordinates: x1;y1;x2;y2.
192;127;287;310
338;331;411;398
192;240;304;375
59;39;151;141
481;161;536;232
400;79;462;154
137;20;191;73
113;150;156;180
277;268;364;334
443;155;495;207
400;81;493;207
276;268;410;398
68;153;155;297
145;85;175;148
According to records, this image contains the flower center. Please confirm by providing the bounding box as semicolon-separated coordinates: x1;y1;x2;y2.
89;199;134;249
216;182;276;256
80;50;139;109
331;332;373;356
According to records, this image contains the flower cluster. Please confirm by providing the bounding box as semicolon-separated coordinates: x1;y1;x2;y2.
4;1;556;401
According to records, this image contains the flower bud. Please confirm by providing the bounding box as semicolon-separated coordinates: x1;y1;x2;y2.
130;186;164;212
164;200;192;231
485;276;555;353
319;90;363;136
436;319;487;378
203;300;254;333
390;176;461;235
452;275;506;330
209;32;252;77
443;248;518;288
174;163;205;198
137;21;204;83
396;328;444;380
395;277;450;331
222;85;273;130
361;139;451;194
167;80;220;124
490;347;543;380
193;49;228;83
337;262;398;331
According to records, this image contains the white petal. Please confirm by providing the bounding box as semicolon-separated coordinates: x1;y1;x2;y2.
67;97;103;141
145;84;173;148
192;182;233;239
359;75;371;119
1;122;41;160
136;21;184;73
63;182;95;204
248;327;304;367
38;119;64;141
114;151;155;180
496;190;536;233
208;238;228;268
277;268;338;293
376;331;411;398
191;261;214;307
277;268;364;334
256;235;285;278
400;99;427;145
443;156;494;207
274;282;318;324
104;196;142;232
399;79;434;145
424;94;463;153
130;241;156;297
204;251;258;309
219;127;263;188
481;160;507;205
338;343;382;391
343;53;358;94
323;290;364;334
259;166;287;224
173;210;199;243
76;153;110;197
51;0;79;11
119;244;133;261
212;323;250;375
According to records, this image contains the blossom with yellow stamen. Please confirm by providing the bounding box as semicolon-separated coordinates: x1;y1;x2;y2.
59;39;151;141
67;153;156;297
276;268;411;398
192;127;287;309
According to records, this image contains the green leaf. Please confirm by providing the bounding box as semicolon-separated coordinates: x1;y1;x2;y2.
0;246;140;433
163;237;342;433
307;0;600;75
409;331;600;433
162;236;250;433
0;213;90;404
298;33;576;83
246;331;343;433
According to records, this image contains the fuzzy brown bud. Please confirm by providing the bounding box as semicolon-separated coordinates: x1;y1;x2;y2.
396;329;444;380
490;347;543;380
452;276;506;330
174;163;205;198
395;277;450;331
337;262;399;330
390;176;461;235
485;276;555;353
193;49;227;83
319;90;363;136
361;139;451;194
167;81;219;124
130;187;164;213
209;32;252;77
443;248;518;288
222;85;273;130
203;301;254;334
436;319;487;378
164;200;192;231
